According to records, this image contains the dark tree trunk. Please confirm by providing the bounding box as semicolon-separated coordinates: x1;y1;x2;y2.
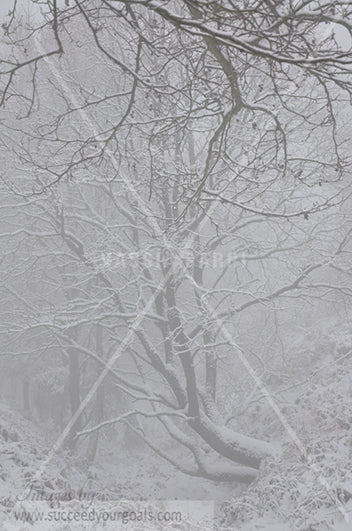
87;384;104;463
204;330;217;400
23;379;30;411
87;324;105;462
67;347;81;450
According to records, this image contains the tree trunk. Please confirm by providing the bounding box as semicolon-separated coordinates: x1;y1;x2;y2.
67;347;81;450
87;324;105;462
87;384;104;463
204;330;217;400
22;379;30;411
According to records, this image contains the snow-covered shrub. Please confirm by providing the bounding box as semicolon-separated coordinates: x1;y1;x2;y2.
221;325;352;530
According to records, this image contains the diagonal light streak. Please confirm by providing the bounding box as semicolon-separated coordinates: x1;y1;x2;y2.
9;26;348;524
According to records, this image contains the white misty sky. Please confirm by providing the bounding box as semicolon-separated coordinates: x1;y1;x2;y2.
0;1;350;49
0;0;15;20
0;0;43;22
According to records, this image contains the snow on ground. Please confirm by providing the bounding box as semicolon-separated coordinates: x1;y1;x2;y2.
0;402;237;529
2;372;352;531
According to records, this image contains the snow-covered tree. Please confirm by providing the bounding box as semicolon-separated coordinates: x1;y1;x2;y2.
0;0;352;491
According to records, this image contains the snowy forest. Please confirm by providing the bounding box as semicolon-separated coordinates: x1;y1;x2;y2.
0;1;352;529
